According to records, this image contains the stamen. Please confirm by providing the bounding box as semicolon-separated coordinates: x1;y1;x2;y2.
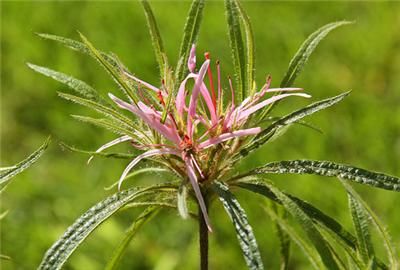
191;154;205;179
136;83;152;105
204;52;217;110
217;60;222;113
228;76;235;109
158;80;167;106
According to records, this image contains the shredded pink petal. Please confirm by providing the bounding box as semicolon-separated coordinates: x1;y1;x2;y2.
176;73;196;117
184;155;212;232
191;153;205;179
123;71;167;97
267;87;303;93
117;148;180;190
88;135;132;164
176;73;217;125
199;83;218;125
198;127;262;149
109;94;181;144
237;93;311;123
188;44;196;72
187;60;210;138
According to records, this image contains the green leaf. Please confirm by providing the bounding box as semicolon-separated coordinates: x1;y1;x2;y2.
59;142;136;160
38;183;177;270
249;160;400;192
177;183;189;219
0;137;50;188
27;63;110;106
78;33;139;104
232;0;255;95
238;91;350;159
340;180;398;269
317;223;365;270
36;33;128;69
281;21;352;88
258;180;340;270
105;206;160;270
213;181;264;270
175;0;205;84
260;21;352;119
36;33;132;76
264;204;323;270
71;115;140;139
235;181;357;251
141;0;168;78
348;194;376;267
225;0;246;102
58;92;137;134
37;33;89;53
271;204;291;270
0;254;11;261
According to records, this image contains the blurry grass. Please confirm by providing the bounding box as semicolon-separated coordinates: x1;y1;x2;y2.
1;1;400;269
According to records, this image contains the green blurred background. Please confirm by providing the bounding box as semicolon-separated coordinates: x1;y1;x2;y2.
1;1;400;269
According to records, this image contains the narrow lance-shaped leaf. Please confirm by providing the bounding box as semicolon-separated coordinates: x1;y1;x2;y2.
225;0;246;102
260;21;352;119
232;0;255;95
58;92;134;129
237;91;349;160
140;0;174;123
340;180;398;270
177;183;189;219
175;0;205;83
27;63;111;106
271;204;291;270
317;223;366;270
38;183;177;270
0;137;51;188
348;193;376;267
248;160;400;192
78;33;139;104
281;21;352;88
141;0;168;78
235;180;357;250
71;115;142;140
59;142;136;160
36;33;129;73
264;204;323;270
258;180;340;270
213;181;264;270
105;206;160;270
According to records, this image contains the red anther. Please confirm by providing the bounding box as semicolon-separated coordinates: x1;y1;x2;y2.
204;52;217;110
180;134;193;150
157;90;165;106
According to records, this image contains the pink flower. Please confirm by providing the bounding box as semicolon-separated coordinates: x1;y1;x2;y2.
90;45;311;231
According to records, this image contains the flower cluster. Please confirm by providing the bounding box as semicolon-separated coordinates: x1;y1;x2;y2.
91;45;310;230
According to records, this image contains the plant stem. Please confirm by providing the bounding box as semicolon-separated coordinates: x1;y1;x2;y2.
199;202;209;270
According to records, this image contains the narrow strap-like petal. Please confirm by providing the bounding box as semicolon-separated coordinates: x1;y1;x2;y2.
198;127;261;149
237;93;311;123
123;71;167;97
117;148;180;190
109;94;181;144
176;73;196;117
188;44;196;73
187;60;210;138
88;135;132;164
184;155;212;232
267;87;303;93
